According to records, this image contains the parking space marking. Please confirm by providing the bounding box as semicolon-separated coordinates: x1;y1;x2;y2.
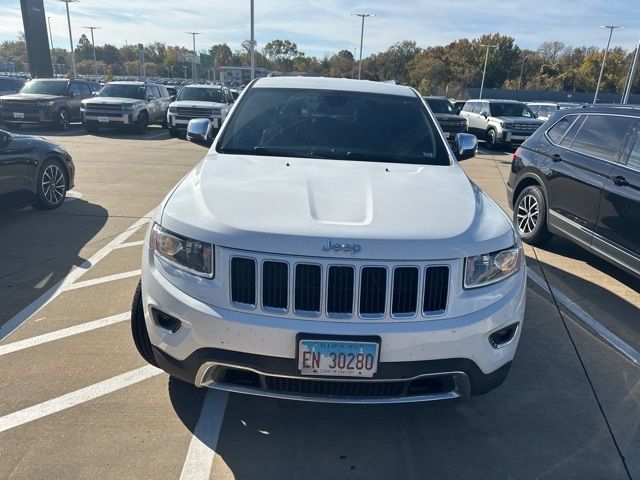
113;240;144;250
0;209;155;342
145;132;170;140
63;269;142;292
179;390;228;480
0;312;129;357
0;365;162;434
527;268;640;368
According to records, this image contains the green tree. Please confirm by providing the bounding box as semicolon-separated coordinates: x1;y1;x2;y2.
209;43;233;67
75;34;93;62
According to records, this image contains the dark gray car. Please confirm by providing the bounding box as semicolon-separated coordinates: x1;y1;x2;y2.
0;78;99;130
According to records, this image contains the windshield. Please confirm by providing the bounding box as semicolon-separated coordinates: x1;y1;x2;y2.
490;103;534;118
98;84;145;99
217;88;449;166
425;98;455;114
178;88;224;102
20;80;67;96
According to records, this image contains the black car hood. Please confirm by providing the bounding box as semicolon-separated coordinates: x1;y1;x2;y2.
433;113;466;122
0;93;66;102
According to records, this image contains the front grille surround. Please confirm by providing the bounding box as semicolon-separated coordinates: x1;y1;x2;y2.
226;248;451;322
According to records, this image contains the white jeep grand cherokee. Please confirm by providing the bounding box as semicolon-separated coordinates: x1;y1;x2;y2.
131;77;526;403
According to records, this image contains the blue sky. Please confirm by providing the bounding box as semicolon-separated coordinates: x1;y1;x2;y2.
1;0;638;58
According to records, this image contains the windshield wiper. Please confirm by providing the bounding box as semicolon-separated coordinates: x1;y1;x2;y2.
217;146;313;158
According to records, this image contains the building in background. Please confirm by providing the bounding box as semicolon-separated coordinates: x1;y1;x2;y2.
218;66;270;86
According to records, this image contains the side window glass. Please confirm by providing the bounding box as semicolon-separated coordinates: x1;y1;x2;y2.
481;104;490;116
461;102;473;112
68;82;82;95
547;115;577;144
471;103;481;114
626;135;640;172
79;83;91;94
570;115;638;162
560;116;585;147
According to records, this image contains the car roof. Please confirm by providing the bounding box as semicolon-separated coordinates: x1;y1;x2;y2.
252;76;416;97
467;99;523;103
29;78;69;82
183;84;223;89
108;81;146;86
569;104;640;116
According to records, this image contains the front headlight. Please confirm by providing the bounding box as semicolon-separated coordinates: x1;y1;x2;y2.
464;244;522;289
38;100;55;107
122;104;136;110
151;224;214;278
501;122;514;129
168;106;176;113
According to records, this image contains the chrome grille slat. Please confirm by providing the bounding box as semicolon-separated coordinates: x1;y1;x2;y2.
231;257;256;307
262;261;288;311
326;266;355;317
423;266;449;315
391;267;419;317
294;264;321;315
360;267;386;317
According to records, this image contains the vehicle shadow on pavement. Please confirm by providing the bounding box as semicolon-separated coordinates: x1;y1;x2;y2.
5;124;173;140
0;198;108;329
167;285;631;479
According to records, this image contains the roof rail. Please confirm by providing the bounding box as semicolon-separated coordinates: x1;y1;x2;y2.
581;103;640;109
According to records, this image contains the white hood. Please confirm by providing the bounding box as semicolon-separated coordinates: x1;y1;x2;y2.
169;100;225;109
160;154;515;260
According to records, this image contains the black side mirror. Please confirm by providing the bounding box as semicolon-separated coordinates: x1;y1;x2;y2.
0;131;11;147
455;133;478;160
170;95;176;102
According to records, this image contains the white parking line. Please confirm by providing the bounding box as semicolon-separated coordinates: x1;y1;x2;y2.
179;390;229;480
0;312;129;356
0;209;155;342
63;269;141;292
0;365;162;434
527;267;640;367
113;240;144;250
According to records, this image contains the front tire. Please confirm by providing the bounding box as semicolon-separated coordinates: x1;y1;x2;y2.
514;185;552;245
485;128;498;150
135;112;148;135
55;108;71;131
131;281;158;367
34;157;67;209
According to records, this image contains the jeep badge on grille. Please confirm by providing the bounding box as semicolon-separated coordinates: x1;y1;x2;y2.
322;241;362;255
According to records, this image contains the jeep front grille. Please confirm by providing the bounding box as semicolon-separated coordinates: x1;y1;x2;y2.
228;252;450;320
176;107;212;117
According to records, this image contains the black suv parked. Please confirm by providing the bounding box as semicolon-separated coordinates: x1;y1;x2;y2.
0;76;25;96
81;81;171;134
423;96;468;148
508;105;640;277
0;78;100;130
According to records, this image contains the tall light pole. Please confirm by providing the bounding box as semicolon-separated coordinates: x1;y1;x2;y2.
59;0;78;77
517;54;530;91
47;16;55;74
186;32;201;82
250;0;255;80
351;13;374;80
479;44;498;99
82;26;100;78
594;25;623;104
622;41;640;104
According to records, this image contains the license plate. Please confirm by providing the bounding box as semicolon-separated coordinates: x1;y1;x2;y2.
98;116;109;123
298;339;379;377
13;112;24;119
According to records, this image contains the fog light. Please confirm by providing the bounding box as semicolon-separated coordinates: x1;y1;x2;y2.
151;308;182;334
489;323;519;349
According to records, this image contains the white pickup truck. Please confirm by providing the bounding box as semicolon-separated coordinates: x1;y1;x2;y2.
131;77;526;404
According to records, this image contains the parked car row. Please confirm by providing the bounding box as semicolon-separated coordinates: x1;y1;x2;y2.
0;77;237;137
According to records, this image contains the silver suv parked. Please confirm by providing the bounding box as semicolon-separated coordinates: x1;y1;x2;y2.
81;81;171;134
461;99;543;150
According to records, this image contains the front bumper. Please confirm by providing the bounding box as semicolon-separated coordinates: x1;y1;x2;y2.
82;110;134;126
0;107;52;124
168;113;222;131
142;247;526;402
500;130;537;144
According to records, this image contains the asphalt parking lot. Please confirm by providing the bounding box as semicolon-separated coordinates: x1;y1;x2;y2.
1;125;638;479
